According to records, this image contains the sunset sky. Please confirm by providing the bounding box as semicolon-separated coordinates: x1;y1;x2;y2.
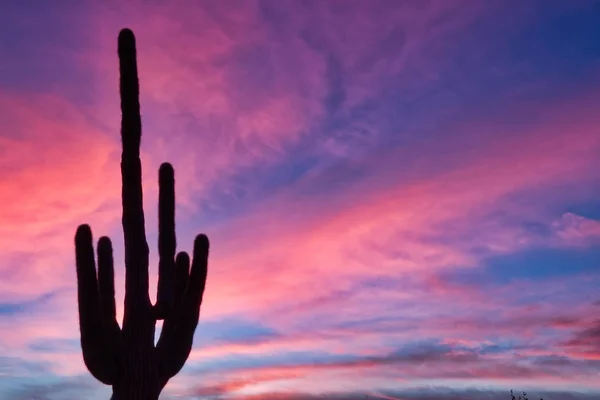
1;1;600;399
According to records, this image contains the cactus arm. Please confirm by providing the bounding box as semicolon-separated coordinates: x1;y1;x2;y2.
118;29;151;325
182;234;209;332
97;237;118;326
173;251;190;307
75;225;118;385
155;251;189;367
154;163;176;319
157;235;208;381
97;237;121;364
155;251;189;342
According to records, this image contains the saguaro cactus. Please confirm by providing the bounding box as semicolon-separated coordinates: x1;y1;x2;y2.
74;28;209;399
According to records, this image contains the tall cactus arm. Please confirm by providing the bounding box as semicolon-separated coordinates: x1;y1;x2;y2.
153;154;209;382
155;163;176;319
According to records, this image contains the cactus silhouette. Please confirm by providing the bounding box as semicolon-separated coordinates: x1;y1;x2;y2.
74;28;209;399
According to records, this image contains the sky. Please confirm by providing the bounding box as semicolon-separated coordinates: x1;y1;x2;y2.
0;0;599;399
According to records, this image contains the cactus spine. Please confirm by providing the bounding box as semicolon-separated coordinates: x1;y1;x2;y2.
74;28;209;399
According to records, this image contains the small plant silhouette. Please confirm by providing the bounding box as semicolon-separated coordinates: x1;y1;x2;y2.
511;389;543;400
74;29;209;399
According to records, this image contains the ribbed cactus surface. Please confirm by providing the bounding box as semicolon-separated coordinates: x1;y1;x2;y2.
74;28;209;400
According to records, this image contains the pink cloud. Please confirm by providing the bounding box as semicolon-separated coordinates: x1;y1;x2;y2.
552;213;600;246
0;91;122;302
